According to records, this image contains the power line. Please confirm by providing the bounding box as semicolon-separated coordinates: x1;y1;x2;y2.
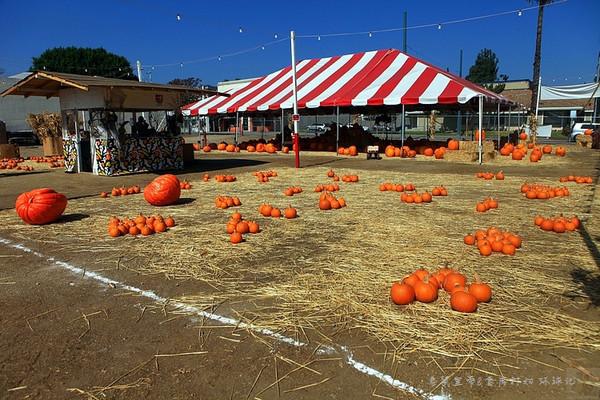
296;0;568;39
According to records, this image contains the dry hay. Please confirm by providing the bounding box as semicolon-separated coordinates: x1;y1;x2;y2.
0;165;598;372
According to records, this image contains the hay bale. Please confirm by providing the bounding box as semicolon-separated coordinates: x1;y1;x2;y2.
444;150;495;163
0;144;20;159
459;140;494;153
576;135;591;148
42;137;63;156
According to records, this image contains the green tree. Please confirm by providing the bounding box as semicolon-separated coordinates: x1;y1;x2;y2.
168;77;203;104
30;47;135;79
529;1;553;114
466;48;507;93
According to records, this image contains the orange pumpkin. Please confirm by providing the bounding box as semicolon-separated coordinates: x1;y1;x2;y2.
447;139;459;150
390;282;415;305
144;174;181;206
450;291;478;313
15;188;68;225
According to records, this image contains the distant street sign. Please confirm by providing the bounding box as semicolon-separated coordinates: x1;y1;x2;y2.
292;114;300;121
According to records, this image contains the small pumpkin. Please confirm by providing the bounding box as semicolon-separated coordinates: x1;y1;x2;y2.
413;277;438;303
15;188;68;225
450;291;478;313
284;206;297;219
469;275;492;303
390;282;415;305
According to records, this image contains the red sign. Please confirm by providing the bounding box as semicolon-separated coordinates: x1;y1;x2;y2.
292;114;300;121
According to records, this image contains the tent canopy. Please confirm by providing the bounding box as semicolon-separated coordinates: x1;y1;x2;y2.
540;82;600;101
183;49;513;116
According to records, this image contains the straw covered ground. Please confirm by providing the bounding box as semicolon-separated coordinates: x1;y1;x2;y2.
0;157;598;376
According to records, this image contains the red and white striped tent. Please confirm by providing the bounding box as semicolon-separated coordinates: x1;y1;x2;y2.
183;48;511;116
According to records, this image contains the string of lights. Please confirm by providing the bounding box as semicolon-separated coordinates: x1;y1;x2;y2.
296;0;568;39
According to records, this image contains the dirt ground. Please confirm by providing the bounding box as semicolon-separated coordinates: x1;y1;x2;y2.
1;146;599;399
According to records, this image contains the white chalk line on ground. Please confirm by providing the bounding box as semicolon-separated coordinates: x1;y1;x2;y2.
0;237;449;400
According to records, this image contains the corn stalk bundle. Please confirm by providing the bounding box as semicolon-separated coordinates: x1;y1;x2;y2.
26;112;62;139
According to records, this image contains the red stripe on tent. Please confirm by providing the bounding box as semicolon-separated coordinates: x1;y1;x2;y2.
204;77;270;115
400;68;438;104
320;50;393;107
437;80;464;104
223;67;291;113
365;57;418;106
297;52;366;108
267;55;343;110
245;59;320;112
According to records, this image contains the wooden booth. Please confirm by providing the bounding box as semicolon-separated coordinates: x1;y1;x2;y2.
1;71;223;175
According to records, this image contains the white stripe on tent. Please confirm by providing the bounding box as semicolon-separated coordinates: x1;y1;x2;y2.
305;51;377;108
351;52;409;106
194;84;252;115
383;62;428;105
237;60;310;112
256;57;333;111
418;74;451;104
214;69;284;114
280;53;355;109
457;87;480;104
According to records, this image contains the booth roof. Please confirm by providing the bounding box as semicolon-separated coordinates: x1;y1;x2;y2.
0;71;227;99
182;48;515;116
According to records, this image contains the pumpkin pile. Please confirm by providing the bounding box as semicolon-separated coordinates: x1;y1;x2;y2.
476;171;504;180
0;158;34;171
337;146;359;156
283;186;303;196
559;175;592;184
521;183;570;199
215;195;242;209
463;227;522;256
254;170;278;183
383;145;416;158
247;143;278;153
258;203;296;218
314;183;340;192
534;215;580;233
318;192;347;210
475;197;498;213
400;191;432;204
390;268;492;313
379;182;416;192
15;188;68;225
144;174;181;206
28;155;65;168
341;174;359;183
227;212;260;244
180;180;192;190
215;175;237;183
108;214;175;237
103;185;141;198
431;186;448;196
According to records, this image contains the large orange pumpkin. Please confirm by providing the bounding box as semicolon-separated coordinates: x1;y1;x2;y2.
144;174;181;206
15;188;68;225
447;139;459;150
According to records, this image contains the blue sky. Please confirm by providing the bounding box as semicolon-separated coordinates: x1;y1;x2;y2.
1;0;598;86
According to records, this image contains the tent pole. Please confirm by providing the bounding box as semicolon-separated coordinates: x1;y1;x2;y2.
508;106;512;134
336;106;340;155
478;96;483;165
401;104;405;148
290;30;300;168
280;108;284;148
497;103;501;148
235;111;239;146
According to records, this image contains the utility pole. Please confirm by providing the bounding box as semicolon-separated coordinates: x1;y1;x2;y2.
402;11;407;53
136;60;143;82
593;51;600;122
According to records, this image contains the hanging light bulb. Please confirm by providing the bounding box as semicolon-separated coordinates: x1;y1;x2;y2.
368;31;372;38
274;33;278;39
261;45;265;50
239;26;243;33
317;35;321;41
180;62;184;68
517;10;522;16
218;56;222;61
437;24;442;30
176;13;181;21
84;68;88;72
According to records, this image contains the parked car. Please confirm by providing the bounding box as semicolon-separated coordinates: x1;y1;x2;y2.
306;123;328;133
570;123;599;141
7;132;41;146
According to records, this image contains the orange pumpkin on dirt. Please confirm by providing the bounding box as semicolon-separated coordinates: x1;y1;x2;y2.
15;188;68;225
144;174;181;206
